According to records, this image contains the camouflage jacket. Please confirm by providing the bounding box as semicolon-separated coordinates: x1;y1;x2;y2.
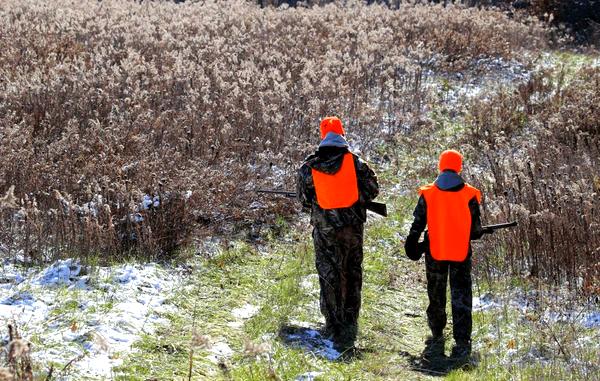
296;133;379;229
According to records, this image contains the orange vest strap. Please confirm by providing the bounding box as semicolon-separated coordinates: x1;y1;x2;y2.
312;153;359;210
420;183;481;262
418;183;434;196
464;184;482;204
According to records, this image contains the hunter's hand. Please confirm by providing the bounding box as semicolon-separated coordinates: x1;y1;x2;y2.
404;236;423;261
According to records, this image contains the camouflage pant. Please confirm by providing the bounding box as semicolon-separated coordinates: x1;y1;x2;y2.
425;252;472;344
313;224;364;346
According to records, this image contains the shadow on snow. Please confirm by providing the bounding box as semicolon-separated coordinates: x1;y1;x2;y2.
277;324;373;362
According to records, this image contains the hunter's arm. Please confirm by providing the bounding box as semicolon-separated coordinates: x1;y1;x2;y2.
296;163;314;210
469;197;484;240
355;156;379;203
405;196;427;260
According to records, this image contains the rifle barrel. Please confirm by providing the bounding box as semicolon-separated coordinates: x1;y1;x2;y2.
256;189;297;197
482;221;518;230
257;189;387;217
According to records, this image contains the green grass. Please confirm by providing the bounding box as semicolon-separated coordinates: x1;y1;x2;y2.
114;195;438;381
113;59;600;380
114;139;598;381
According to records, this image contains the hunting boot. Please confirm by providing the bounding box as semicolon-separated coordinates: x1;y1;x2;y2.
333;325;357;353
450;339;471;359
423;334;446;360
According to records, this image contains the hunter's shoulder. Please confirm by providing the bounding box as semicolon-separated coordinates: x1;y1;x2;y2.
464;182;481;192
299;152;318;168
464;183;482;202
350;152;370;168
418;183;435;195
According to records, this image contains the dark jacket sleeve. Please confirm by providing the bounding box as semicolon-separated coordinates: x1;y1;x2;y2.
296;163;314;210
405;195;427;261
469;197;484;240
354;156;379;203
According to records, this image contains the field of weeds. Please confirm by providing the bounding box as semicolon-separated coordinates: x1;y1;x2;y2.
0;0;548;261
0;0;598;380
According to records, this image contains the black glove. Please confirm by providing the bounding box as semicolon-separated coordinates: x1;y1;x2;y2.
416;241;427;259
404;234;423;261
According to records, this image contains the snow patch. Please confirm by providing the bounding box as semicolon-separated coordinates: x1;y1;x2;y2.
300;274;319;293
208;342;234;363
115;265;137;283
473;289;600;329
473;292;500;311
0;259;179;379
249;201;267;210
35;259;82;286
227;321;244;329
0;272;23;286
232;303;259;319
289;320;314;328
296;371;323;381
282;327;341;361
582;312;600;329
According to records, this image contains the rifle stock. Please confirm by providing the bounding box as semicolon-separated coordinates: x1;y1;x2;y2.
365;201;387;217
256;189;387;217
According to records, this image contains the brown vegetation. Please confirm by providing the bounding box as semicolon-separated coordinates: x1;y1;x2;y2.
463;65;600;291
531;0;600;44
1;325;33;381
0;0;547;262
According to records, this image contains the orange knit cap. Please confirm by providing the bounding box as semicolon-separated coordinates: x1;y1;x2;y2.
319;116;345;139
439;149;463;173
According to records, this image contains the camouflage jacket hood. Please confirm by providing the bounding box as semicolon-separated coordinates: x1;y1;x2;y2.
305;133;350;174
434;170;465;191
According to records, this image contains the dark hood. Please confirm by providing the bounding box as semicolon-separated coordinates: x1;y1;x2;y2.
434;170;465;191
306;133;350;174
318;132;349;149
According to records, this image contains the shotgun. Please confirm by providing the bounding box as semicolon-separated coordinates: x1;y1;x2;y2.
257;189;387;217
481;221;518;235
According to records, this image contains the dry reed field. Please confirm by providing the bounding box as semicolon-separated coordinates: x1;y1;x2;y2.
0;0;547;261
0;0;598;380
463;65;600;291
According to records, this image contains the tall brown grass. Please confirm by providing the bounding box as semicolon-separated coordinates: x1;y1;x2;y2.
0;0;547;262
1;325;33;381
463;65;599;293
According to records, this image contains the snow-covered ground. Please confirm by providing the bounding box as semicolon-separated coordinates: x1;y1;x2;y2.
281;324;341;361
0;259;180;379
473;288;600;371
473;290;600;330
295;371;324;381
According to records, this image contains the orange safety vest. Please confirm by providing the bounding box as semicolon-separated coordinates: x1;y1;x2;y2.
419;183;482;262
312;153;359;209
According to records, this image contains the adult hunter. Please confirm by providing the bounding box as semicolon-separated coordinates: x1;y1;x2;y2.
404;149;483;360
297;116;379;352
